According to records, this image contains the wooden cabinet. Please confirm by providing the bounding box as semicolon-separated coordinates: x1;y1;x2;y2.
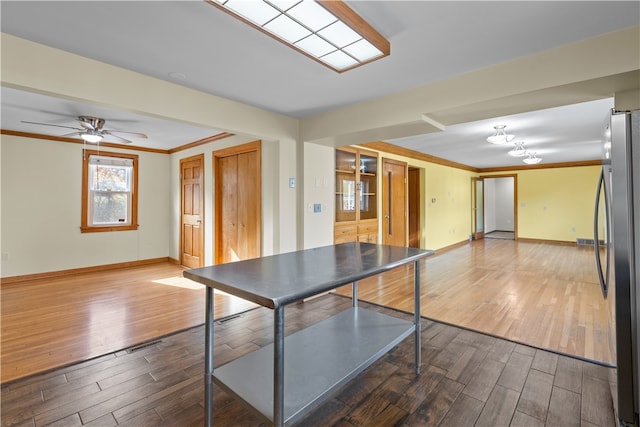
334;147;378;243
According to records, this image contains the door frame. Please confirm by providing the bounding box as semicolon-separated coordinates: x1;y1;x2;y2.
408;167;421;248
472;177;485;240
213;140;261;264
180;154;204;268
481;174;518;240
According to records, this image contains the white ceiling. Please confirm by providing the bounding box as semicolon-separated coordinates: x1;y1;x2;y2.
1;1;638;167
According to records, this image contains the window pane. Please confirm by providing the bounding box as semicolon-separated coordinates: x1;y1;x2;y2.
90;165;131;191
92;192;129;224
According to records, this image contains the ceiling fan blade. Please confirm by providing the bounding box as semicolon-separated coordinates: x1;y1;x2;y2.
60;131;82;137
103;130;148;139
21;121;82;132
79;121;95;131
104;133;133;144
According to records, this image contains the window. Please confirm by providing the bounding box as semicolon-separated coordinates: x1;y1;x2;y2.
81;150;138;233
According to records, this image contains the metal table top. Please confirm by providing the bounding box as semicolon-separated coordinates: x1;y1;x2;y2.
184;242;434;308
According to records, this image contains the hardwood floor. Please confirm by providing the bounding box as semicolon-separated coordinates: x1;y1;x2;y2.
1;238;611;388
0;295;616;427
1;262;257;384
336;239;612;365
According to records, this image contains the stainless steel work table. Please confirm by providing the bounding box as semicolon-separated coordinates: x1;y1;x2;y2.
184;242;434;427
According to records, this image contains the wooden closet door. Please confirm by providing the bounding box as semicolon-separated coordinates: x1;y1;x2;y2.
218;155;239;263
237;150;260;260
214;141;261;264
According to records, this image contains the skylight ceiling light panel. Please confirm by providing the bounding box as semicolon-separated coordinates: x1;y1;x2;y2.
265;14;311;43
268;0;301;12
322;50;358;70
225;0;280;26
287;0;337;31
295;34;336;57
208;0;390;72
317;20;360;48
343;39;383;62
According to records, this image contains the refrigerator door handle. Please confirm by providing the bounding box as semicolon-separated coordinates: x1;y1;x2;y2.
594;168;611;299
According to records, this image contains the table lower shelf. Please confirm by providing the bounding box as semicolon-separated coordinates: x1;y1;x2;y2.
213;307;415;426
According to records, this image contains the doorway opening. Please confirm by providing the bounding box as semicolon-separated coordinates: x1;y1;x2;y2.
483;175;517;240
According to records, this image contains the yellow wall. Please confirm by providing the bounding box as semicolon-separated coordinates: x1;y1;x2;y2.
424;163;474;249
513;166;600;242
362;148;474;251
483;165;600;242
367;148;599;248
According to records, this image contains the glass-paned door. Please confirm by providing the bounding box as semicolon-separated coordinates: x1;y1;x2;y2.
335;150;357;222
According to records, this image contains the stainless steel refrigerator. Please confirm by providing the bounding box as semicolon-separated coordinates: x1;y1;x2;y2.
594;109;640;427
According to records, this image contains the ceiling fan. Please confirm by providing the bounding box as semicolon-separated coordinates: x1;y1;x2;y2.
21;115;148;144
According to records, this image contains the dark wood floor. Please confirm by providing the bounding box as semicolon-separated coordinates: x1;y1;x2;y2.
1;294;615;427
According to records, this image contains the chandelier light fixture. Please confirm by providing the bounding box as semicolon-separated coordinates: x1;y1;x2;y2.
508;141;527;157
206;0;390;72
486;125;515;145
523;152;542;165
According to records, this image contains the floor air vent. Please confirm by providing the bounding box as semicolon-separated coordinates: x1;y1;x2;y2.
577;238;604;245
217;313;243;324
126;339;162;353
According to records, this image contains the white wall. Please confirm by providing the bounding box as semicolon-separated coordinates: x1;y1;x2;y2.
0;132;295;277
484;179;497;233
1;134;171;277
302;142;335;249
494;178;515;231
484;177;514;233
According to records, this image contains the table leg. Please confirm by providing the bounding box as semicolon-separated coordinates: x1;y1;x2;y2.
274;306;285;426
414;260;421;374
352;280;358;308
205;287;214;427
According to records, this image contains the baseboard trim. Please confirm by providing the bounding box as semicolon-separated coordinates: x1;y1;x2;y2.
516;237;576;246
1;257;174;285
433;239;470;256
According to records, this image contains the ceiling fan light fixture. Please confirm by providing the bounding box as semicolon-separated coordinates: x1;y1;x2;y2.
508;142;527;157
523;152;542;165
486;125;515;145
81;131;103;144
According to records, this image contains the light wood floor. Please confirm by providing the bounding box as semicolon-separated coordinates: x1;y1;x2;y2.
1;239;611;385
336;239;612;365
0;262;257;384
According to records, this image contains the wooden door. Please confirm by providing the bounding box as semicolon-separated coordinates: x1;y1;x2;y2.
214;141;261;264
236;150;260;260
408;167;421;248
180;155;204;268
472;177;485;240
382;158;407;247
